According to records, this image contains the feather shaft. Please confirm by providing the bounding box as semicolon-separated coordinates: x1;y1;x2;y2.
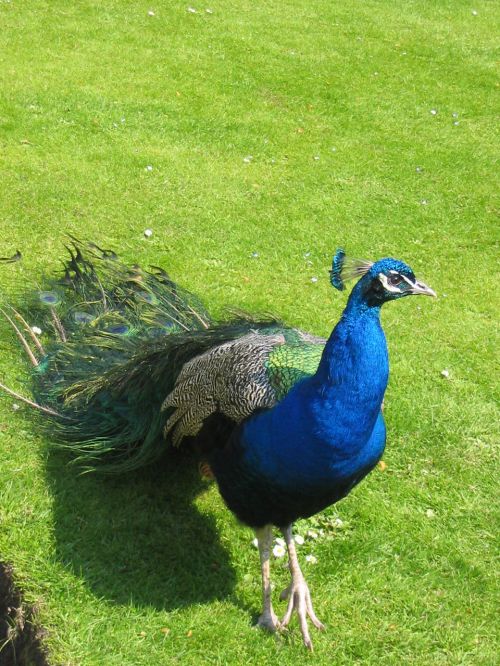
185;304;209;329
9;307;46;355
0;306;39;366
50;308;67;342
0;381;71;418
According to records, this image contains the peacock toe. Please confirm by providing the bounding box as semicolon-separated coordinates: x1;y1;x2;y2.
257;610;282;633
280;577;325;650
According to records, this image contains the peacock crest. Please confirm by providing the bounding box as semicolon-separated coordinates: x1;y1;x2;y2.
330;248;373;291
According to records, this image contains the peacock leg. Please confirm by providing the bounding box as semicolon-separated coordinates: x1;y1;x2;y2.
255;525;281;633
280;524;325;650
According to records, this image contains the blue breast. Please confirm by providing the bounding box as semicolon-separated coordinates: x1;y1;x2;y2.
211;294;389;528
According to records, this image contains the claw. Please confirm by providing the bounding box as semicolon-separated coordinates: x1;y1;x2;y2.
280;577;324;650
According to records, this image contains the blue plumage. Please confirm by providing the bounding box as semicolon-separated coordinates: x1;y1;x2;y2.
0;244;435;650
212;261;391;528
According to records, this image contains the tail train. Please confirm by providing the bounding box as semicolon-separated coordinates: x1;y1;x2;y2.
0;239;278;471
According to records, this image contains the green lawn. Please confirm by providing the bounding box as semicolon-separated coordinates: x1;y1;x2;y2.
0;0;498;664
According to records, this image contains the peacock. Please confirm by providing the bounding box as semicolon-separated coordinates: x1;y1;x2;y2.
0;240;435;650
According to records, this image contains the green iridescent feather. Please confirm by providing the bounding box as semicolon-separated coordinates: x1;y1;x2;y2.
265;344;324;400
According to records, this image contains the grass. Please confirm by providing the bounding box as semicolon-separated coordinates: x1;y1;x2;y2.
0;0;498;663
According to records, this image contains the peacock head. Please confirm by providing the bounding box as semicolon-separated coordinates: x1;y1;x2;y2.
330;249;436;306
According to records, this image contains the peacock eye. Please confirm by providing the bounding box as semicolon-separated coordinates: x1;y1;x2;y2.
388;274;403;286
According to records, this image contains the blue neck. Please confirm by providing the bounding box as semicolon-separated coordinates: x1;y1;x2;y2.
315;282;387;396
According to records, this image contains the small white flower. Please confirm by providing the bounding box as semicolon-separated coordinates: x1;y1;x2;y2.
205;8;213;13
304;251;311;258
305;554;317;564
144;229;153;238
12;403;20;411
187;6;197;12
251;251;259;258
334;518;344;528
306;529;318;539
31;326;42;335
148;10;155;16
331;147;337;152
471;9;478;16
420;199;428;206
453;121;460;126
294;535;304;545
313;155;320;161
430;109;437;115
310;277;318;283
251;537;259;548
273;544;286;558
121;118;126;123
415;166;423;173
425;508;435;518
441;369;450;379
275;537;285;547
145;165;153;171
243;155;253;163
452;112;459;118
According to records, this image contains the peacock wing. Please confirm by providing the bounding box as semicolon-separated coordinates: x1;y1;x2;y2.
161;328;326;446
162;331;284;445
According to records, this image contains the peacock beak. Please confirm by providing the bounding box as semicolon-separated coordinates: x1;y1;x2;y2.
411;280;436;297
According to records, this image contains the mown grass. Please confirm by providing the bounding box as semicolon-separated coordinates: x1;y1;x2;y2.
0;0;498;664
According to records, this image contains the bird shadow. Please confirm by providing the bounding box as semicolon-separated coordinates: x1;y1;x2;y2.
45;449;236;611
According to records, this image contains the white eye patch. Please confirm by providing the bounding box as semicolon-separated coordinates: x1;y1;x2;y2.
378;272;415;292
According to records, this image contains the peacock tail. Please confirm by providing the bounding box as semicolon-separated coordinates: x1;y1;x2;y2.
2;240;326;472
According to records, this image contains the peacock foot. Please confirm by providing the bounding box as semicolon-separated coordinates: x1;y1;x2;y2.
280;577;325;650
279;583;291;601
257;609;282;633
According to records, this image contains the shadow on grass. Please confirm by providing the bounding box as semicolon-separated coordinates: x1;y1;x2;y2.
45;449;236;611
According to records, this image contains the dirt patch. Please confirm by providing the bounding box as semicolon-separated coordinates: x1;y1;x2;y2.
0;562;50;666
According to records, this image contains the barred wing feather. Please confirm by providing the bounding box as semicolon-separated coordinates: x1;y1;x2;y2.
162;330;326;446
